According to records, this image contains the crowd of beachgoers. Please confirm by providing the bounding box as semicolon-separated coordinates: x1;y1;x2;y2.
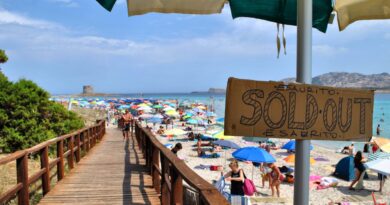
63;97;390;205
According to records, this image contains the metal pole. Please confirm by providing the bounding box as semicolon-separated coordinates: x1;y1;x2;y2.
294;0;312;203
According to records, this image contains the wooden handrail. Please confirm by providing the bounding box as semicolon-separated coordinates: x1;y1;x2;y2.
134;121;229;205
0;120;106;205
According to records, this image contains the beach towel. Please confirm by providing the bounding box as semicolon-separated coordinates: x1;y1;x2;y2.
334;0;390;31
127;0;226;16
194;164;211;169
316;177;339;190
229;0;333;33
214;176;226;193
201;153;221;158
314;156;330;162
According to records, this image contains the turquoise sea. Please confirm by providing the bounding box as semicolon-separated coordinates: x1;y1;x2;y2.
65;93;390;150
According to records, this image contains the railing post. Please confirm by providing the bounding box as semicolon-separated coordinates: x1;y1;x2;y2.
131;119;134;134
90;127;94;148
57;139;64;181
86;129;90;152
68;136;74;169
40;146;50;195
152;147;161;194
75;133;81;163
160;156;169;205
92;127;96;147
16;154;29;205
81;131;86;153
171;168;183;205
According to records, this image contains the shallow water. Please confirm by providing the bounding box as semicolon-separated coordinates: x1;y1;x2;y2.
59;92;390;150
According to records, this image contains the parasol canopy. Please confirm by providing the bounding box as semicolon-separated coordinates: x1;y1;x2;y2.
233;147;276;163
284;154;316;165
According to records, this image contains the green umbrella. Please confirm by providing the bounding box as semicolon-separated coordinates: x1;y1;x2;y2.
229;0;333;33
153;104;163;109
96;0;117;12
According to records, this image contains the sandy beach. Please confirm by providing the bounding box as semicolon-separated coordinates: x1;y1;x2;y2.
64;98;390;205
140;121;390;205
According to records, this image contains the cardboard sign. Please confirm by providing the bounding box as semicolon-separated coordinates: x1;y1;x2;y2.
224;78;374;141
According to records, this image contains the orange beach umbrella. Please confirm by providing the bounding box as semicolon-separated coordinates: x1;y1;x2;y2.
284;154;316;165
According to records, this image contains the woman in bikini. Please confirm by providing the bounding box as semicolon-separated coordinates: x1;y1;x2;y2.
268;162;282;197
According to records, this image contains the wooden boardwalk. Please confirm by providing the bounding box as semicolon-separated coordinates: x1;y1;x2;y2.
39;127;161;205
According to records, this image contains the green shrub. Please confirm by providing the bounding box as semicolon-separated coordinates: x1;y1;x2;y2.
0;72;84;153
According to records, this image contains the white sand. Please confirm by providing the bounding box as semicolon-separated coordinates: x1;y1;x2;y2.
144;122;389;205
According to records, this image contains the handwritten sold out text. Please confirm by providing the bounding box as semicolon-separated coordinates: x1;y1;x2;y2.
225;79;374;140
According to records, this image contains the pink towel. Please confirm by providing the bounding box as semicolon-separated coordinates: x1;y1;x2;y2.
309;175;322;182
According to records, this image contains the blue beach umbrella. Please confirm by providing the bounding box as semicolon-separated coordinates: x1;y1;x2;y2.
213;140;240;149
193;107;204;113
206;111;217;117
233;147;276;163
186;119;198;125
282;140;314;151
149;117;162;124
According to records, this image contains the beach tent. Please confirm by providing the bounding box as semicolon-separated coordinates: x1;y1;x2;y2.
333;156;368;181
334;156;355;181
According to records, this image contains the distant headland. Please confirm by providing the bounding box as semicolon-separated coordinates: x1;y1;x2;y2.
191;88;226;94
282;72;390;93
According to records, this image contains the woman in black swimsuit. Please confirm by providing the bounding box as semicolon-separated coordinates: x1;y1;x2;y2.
349;151;366;190
224;160;244;195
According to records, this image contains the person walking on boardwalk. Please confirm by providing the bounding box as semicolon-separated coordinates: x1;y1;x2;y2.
122;109;133;141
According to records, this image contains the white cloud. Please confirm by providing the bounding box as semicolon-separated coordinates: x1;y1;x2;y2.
47;0;79;7
313;45;348;55
0;9;63;29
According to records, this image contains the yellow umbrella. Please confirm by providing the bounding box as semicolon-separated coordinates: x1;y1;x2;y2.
197;105;207;110
372;136;390;153
71;100;79;105
284;154;316;165
166;110;179;116
138;103;150;107
213;131;234;140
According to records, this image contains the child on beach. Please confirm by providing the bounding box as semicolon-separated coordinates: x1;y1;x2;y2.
223;160;245;196
260;163;271;188
268;162;282;197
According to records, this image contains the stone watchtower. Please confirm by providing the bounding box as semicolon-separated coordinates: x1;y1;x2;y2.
83;85;94;94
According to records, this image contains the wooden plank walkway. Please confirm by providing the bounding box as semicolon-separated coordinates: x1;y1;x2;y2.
39;127;161;205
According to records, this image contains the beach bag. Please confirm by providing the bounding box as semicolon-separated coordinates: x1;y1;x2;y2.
242;171;257;196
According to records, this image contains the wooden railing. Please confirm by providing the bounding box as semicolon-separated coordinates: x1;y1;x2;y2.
134;121;229;205
0;120;106;205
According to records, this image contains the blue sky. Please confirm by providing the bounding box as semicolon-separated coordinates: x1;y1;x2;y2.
0;0;389;94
